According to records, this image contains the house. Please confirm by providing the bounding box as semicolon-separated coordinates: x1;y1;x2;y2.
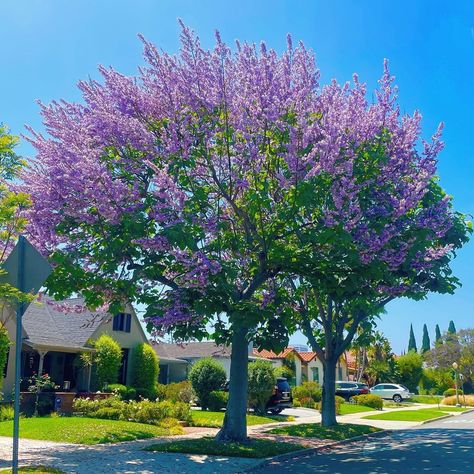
151;341;262;383
2;296;148;396
252;347;348;385
152;342;348;386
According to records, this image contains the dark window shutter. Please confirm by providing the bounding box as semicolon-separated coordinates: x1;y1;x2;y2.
125;314;131;333
112;315;119;331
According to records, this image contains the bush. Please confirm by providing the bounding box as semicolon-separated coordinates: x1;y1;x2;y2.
95;334;122;389
292;382;322;403
72;397;192;424
135;385;159;401
108;384;137;401
156;381;194;403
443;388;463;397
299;396;317;409
132;343;159;393
0;328;10;391
353;394;383;410
396;351;423;393
442;395;474;406
189;358;227;410
316;395;344;415
208;390;229;411
419;368;453;395
0;405;14;421
248;360;276;415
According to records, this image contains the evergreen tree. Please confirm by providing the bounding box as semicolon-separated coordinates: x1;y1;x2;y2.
435;324;442;343
448;320;456;334
408;324;417;352
421;324;430;353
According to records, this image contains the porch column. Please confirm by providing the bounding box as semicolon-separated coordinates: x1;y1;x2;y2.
37;350;48;375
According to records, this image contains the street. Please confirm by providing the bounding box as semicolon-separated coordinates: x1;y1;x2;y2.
251;410;474;473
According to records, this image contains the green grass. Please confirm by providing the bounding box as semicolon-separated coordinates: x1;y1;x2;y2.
145;437;304;458
190;410;293;428
339;404;375;415
0;467;65;473
410;395;444;404
0;417;182;445
436;406;469;412
269;423;380;440
363;408;452;422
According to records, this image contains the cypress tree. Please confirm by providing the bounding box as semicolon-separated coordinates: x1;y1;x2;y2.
435;324;442;343
408;324;417;352
448;320;456;334
421;324;430;353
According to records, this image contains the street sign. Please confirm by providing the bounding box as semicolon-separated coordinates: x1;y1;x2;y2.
0;236;52;474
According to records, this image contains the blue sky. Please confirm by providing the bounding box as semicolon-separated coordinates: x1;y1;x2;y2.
1;0;473;353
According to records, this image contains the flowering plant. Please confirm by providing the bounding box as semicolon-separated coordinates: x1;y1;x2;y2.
27;373;59;393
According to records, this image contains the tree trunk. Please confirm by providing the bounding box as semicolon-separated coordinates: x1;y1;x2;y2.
321;357;337;427
216;326;249;442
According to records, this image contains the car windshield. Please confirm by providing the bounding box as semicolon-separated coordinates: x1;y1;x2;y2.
277;379;291;392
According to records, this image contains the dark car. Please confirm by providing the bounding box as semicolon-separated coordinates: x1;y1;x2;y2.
266;377;293;414
335;381;369;402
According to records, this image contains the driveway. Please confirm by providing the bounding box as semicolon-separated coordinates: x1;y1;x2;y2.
251;410;474;473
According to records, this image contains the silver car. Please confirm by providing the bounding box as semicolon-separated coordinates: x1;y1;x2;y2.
370;383;411;402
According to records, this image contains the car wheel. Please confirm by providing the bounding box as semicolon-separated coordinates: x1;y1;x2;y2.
269;408;283;415
393;394;402;403
348;396;356;404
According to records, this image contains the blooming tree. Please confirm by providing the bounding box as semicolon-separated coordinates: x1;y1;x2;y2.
20;24;469;436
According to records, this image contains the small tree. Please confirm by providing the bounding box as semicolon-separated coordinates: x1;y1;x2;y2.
448;320;456;334
435;324;442;344
397;351;423;393
421;324;431;354
248;360;276;415
95;334;122;389
189;357;226;410
408;324;417;353
132;343;159;393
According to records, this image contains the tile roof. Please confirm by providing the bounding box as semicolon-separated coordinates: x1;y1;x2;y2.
252;347;310;361
22;296;108;350
298;352;317;362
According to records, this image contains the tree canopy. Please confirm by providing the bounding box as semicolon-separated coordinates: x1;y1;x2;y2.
408;324;418;353
421;324;431;353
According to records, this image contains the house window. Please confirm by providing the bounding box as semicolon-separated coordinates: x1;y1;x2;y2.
311;367;319;383
113;313;131;332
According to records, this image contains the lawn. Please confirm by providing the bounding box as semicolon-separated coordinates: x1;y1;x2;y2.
0;468;65;474
269;423;380;440
363;408;453;422
410;395;444;404
339;404;375;415
0;417;183;445
190;410;293;428
145;437;304;458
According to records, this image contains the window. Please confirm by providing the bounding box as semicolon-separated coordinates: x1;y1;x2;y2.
113;313;131;332
311;367;319;383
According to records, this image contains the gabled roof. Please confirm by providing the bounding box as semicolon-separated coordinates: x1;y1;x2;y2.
152;341;233;359
22;296;109;350
298;351;318;362
252;347;307;361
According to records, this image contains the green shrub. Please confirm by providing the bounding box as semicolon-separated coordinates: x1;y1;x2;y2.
396;351;423;393
292;382;322;403
248;360;276;415
108;384;137;401
156;381;194;403
208;390;229;411
189;358;227;410
72;397;191;424
299;396;317;409
443;388;463;397
353;394;383;410
132;343;159;393
95;334;122;389
0;328;10;391
292;398;301;408
316;395;344;415
135;385;159;401
0;405;14;421
419;369;453;395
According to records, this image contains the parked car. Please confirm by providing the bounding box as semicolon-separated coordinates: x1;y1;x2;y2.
335;381;370;402
266;377;293;415
370;383;411;402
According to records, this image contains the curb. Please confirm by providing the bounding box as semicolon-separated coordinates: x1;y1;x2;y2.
245;429;390;472
420;413;453;425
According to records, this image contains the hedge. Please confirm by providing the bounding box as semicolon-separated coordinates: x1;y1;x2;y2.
353;394;383;410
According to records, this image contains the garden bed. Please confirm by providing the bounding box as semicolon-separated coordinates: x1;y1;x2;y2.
189;410;292;428
268;423;380;440
363;408;454;422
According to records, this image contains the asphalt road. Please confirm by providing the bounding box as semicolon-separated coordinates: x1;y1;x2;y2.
252;410;474;473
